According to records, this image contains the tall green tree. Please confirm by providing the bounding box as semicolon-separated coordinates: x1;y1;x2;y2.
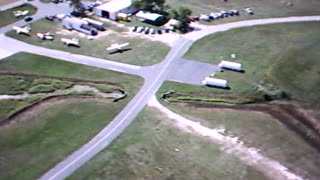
170;6;192;23
133;0;168;13
69;0;84;11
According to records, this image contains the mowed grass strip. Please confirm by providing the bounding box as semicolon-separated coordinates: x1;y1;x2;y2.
184;22;320;105
68;107;269;180
0;52;143;94
0;99;126;180
0;4;37;28
0;53;143;179
6;19;170;66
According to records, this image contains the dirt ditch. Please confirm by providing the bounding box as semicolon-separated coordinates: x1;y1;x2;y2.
0;96;111;129
170;100;320;152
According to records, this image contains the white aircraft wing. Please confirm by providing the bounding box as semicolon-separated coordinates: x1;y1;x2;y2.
106;43;129;51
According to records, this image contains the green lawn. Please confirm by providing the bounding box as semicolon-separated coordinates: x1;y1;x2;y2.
0;0;19;6
0;52;143;91
166;0;320;24
0;52;143;180
0;4;37;28
0;99;127;180
6;19;170;66
184;22;320;105
68;107;269;180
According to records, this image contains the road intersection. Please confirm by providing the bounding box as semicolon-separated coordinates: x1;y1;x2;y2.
1;1;320;179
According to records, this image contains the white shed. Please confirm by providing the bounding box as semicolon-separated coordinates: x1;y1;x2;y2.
218;60;242;71
202;77;228;88
94;0;137;20
135;10;166;25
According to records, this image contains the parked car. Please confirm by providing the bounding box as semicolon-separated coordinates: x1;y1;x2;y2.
228;9;240;15
189;16;200;21
24;16;33;22
45;15;55;21
209;13;220;20
199;14;210;21
220;11;228;18
131;26;138;32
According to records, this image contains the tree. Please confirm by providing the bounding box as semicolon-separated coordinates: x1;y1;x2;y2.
170;6;192;33
133;0;168;13
170;6;192;23
69;0;84;11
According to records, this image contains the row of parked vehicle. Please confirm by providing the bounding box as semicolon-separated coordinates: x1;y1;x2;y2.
190;9;240;22
131;26;176;35
190;8;253;22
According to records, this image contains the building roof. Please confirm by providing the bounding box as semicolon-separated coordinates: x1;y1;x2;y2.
95;0;132;13
136;11;163;21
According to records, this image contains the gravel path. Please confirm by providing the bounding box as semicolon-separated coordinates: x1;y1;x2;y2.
148;96;305;180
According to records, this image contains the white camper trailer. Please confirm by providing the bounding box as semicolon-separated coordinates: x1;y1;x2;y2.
82;18;105;31
63;17;98;35
218;60;242;71
202;77;228;88
94;0;137;20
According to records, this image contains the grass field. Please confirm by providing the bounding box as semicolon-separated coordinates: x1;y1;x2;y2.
68;107;269;180
184;22;320;106
6;19;170;66
0;52;143;180
0;0;19;7
166;0;320;24
0;99;128;180
154;95;320;180
0;3;37;28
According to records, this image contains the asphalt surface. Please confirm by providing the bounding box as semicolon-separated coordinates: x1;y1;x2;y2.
1;1;320;180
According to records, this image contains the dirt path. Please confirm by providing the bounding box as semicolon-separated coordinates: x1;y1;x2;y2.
0;84;124;100
148;96;305;180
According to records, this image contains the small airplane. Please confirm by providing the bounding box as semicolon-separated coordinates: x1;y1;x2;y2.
106;42;130;54
37;32;54;40
61;38;80;47
244;8;254;15
13;10;29;17
12;26;31;35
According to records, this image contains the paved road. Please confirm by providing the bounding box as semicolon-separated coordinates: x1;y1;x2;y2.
38;15;320;180
0;34;142;75
1;1;320;179
39;36;193;180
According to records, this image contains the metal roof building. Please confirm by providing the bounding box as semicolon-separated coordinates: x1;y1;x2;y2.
94;0;137;20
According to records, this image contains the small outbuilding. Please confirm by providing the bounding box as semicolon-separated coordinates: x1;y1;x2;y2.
218;60;243;71
94;0;137;20
202;77;228;88
135;10;167;25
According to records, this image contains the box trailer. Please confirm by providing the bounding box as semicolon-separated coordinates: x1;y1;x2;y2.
218;60;242;71
62;17;98;35
202;77;228;88
82;18;105;31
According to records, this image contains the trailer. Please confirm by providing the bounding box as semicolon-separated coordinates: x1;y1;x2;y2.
82;18;105;31
202;77;228;88
218;60;242;71
62;17;98;35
